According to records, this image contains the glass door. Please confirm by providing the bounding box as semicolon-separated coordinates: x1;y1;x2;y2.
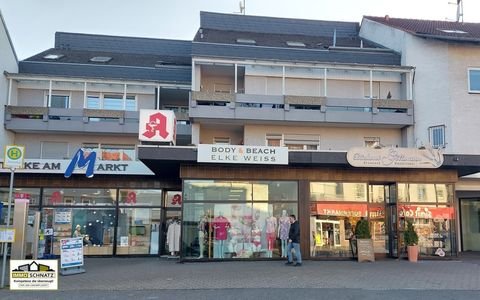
387;184;398;257
369;184;398;257
460;199;480;251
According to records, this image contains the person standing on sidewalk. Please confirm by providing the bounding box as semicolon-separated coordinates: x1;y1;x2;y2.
285;214;302;266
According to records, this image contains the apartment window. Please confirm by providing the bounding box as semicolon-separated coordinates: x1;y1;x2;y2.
236;38;256;45
286;41;306;47
364;137;380;148
48;95;70;108
284;134;319;150
214;83;232;93
87;94;136;111
429;125;445;148
266;134;282;147
468;69;480;93
41;142;69;159
213;137;231;145
82;143;135;161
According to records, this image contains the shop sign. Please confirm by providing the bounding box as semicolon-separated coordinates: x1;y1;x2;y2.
0;228;15;242
0;158;154;176
54;208;72;224
60;237;84;269
138;110;176;144
347;147;444;168
166;192;182;208
398;205;453;220
10;260;58;290
311;203;368;217
197;144;288;165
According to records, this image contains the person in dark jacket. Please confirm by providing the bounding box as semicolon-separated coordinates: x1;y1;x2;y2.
285;214;302;266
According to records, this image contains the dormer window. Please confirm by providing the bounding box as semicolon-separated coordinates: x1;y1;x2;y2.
236;38;256;45
90;56;112;63
43;54;64;60
286;41;306;47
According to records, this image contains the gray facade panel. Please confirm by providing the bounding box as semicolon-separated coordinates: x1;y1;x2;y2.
19;62;191;84
192;43;401;66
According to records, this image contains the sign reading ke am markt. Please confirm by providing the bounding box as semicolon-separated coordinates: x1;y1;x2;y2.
347;147;444;168
197;144;289;165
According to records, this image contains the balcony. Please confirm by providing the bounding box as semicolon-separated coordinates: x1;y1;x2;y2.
190;92;413;127
4;106;192;138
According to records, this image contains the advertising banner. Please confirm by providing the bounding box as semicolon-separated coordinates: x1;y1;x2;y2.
197;144;289;165
10;260;58;290
60;237;84;269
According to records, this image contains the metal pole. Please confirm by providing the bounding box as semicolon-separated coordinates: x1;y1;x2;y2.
1;168;15;288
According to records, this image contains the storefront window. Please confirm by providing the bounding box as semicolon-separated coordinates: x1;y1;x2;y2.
41;207;115;256
397;184;453;203
399;205;454;256
182;180;298;260
118;189;162;206
117;207;161;255
460;199;480;251
309;202;367;258
43;188;116;206
310;182;367;202
0;188;40;211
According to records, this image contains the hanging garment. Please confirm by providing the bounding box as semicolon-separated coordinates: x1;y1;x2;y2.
212;216;230;240
167;221;181;252
278;216;291;240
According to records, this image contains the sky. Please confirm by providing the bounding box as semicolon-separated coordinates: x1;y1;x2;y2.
1;0;480;60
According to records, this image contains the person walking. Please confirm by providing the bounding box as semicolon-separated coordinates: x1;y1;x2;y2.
285;214;302;266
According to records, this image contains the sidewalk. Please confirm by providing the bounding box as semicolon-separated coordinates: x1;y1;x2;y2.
2;256;480;292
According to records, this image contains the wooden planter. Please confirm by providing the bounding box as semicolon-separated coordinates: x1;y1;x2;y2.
407;245;419;262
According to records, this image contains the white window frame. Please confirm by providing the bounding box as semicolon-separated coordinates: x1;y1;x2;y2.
81;143;136;161
266;133;320;150
213;137;231;145
45;91;71;108
40;141;70;159
468;68;480;93
86;93;137;111
429;125;446;149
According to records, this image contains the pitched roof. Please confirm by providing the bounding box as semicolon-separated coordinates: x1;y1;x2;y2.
364;16;480;43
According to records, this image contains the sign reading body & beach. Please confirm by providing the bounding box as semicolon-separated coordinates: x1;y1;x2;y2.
197;144;288;165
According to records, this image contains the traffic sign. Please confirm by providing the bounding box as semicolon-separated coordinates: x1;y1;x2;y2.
3;145;25;169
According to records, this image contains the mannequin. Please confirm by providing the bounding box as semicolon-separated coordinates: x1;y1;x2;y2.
212;212;230;258
73;224;82;238
265;211;277;258
278;210;290;258
197;214;208;258
167;218;181;256
251;223;262;252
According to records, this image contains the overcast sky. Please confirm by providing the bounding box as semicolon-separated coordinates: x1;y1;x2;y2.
1;0;479;60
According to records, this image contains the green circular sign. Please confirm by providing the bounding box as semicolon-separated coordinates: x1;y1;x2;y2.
7;147;23;160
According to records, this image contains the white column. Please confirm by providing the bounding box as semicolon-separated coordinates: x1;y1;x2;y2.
157;85;161;109
192;60;196;91
234;63;238;93
408;70;414;100
83;82;87;108
47;80;52;107
7;78;12;105
324;68;327;97
123;84;127;110
282;66;286;95
369;70;373;99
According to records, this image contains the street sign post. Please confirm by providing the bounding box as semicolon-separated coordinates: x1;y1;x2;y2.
1;145;25;288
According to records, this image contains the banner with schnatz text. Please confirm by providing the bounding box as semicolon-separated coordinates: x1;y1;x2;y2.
197;145;288;165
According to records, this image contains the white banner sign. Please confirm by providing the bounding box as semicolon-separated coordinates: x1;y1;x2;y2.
197;144;289;165
60;237;84;269
10;259;58;290
0;159;154;175
138;110;176;144
347;147;444;168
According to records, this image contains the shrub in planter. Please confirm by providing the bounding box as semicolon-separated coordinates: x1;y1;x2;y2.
404;220;419;262
355;218;371;239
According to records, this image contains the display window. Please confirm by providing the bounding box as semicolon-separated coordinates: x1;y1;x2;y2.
118;189;162;206
182;180;298;260
43;188;116;206
116;207;161;255
42;207;115;256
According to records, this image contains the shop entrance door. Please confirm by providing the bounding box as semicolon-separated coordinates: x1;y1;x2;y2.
369;184;398;258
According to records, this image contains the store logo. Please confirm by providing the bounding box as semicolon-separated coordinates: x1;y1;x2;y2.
171;194;182;205
64;149;96;178
10;260;58;290
142;112;170;139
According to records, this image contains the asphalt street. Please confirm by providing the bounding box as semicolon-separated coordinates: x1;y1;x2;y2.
0;256;479;299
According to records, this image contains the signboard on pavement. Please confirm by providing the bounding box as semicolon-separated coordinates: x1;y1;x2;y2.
60;237;84;269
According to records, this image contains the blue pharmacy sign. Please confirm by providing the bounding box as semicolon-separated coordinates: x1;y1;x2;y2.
64;149;96;178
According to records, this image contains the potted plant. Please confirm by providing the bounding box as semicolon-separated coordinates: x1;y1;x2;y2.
355;217;374;262
404;220;419;262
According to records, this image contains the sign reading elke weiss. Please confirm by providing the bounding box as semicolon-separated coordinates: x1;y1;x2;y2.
197;145;288;165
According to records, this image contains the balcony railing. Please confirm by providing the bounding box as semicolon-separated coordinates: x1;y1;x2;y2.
4;106;192;136
190;92;413;126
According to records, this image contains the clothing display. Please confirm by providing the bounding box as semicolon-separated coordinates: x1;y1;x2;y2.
167;220;181;253
278;217;291;240
212;216;230;240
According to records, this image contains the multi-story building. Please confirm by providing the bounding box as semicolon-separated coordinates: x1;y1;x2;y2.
139;12;479;261
1;31;192;256
0;10;17;156
360;15;480;253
